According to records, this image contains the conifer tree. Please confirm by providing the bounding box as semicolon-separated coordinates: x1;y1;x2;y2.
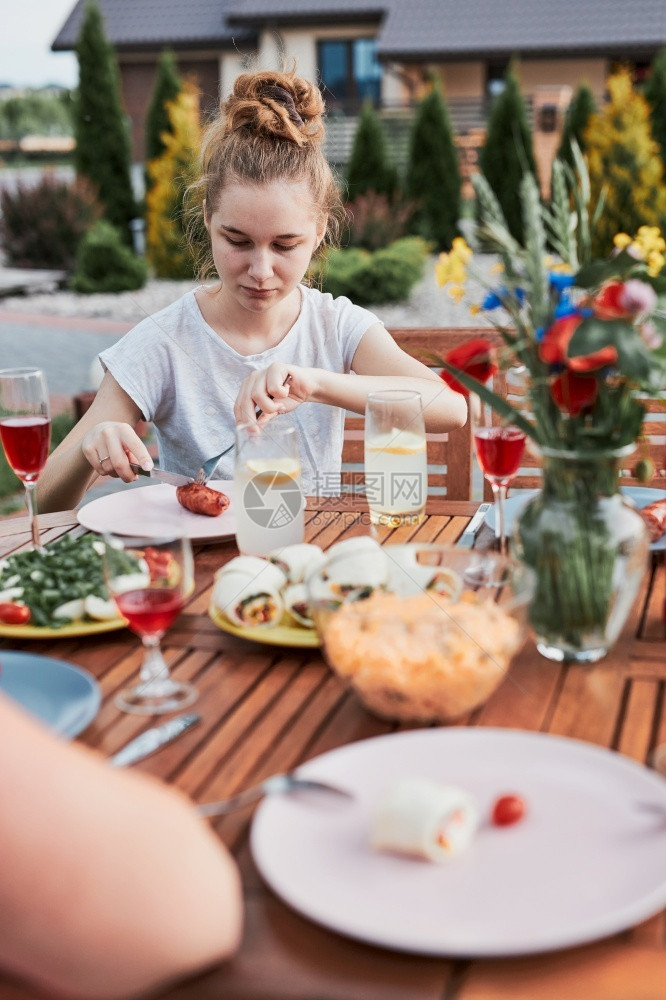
146;81;201;278
644;47;666;175
404;82;461;251
73;0;136;243
557;82;597;168
345;101;397;201
478;66;537;242
144;49;182;192
585;69;666;256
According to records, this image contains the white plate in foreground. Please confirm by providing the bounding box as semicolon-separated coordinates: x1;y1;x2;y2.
77;480;236;541
486;486;666;551
251;728;666;956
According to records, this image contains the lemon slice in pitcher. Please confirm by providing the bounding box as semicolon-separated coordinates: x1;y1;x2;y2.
246;457;301;487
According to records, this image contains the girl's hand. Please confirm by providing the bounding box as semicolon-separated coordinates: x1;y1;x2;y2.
234;364;320;426
81;422;153;482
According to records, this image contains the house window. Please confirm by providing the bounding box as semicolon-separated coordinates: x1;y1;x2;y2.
318;38;381;110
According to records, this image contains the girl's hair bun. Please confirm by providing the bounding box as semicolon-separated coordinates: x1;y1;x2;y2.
223;69;325;146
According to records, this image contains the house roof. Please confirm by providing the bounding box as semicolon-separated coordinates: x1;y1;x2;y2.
229;0;666;59
52;0;666;59
51;0;255;53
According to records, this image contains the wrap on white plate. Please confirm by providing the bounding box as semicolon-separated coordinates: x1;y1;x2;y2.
371;776;479;862
212;571;284;628
214;555;287;592
283;583;314;628
268;543;326;584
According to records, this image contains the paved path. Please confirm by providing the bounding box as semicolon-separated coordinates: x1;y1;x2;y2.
0;309;130;400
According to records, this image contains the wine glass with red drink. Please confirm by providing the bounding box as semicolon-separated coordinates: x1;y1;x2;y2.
0;368;51;550
103;534;196;714
472;400;526;555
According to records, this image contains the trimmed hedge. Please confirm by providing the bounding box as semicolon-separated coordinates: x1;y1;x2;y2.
312;237;429;305
71;220;147;293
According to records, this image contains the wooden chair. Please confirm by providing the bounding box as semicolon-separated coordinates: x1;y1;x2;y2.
340;328;485;500
487;368;666;499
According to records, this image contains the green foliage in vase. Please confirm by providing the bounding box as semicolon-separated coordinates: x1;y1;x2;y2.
73;0;136;244
556;82;597;169
644;47;666;179
585;69;666;257
478;65;538;243
144;49;182;193
404;81;461;251
345;101;398;202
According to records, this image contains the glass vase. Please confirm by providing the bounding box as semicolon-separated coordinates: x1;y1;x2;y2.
513;445;650;663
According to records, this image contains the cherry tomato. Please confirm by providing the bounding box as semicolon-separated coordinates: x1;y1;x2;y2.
491;794;526;826
0;602;31;625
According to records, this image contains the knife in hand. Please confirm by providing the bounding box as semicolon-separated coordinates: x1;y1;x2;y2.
457;503;491;548
110;713;201;767
129;464;193;487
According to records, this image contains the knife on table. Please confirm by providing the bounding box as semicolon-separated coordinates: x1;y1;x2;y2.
129;464;192;487
457;502;491;548
110;713;201;767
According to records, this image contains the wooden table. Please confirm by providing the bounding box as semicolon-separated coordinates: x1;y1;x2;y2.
1;495;665;1000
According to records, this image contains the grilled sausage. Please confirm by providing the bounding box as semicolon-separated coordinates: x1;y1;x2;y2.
176;483;230;517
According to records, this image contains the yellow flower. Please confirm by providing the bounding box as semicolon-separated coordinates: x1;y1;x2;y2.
549;261;574;275
447;284;466;303
490;262;505;275
436;253;466;287
647;251;665;277
470;303;481;315
613;233;632;250
634;226;666;258
451;236;473;263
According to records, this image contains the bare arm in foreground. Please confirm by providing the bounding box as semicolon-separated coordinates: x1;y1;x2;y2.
0;694;242;999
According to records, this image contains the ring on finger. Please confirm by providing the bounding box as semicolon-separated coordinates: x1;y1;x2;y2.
97;455;110;465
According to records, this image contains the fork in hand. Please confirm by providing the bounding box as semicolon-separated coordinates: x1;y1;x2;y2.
195;375;293;484
196;772;353;817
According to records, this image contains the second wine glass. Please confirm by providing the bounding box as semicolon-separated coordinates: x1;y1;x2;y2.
0;368;51;551
471;399;526;555
103;534;196;715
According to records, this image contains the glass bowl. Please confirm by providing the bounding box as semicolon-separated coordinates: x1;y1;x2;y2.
308;542;534;724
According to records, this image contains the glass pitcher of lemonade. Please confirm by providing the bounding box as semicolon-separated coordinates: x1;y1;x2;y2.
234;421;305;555
364;390;427;527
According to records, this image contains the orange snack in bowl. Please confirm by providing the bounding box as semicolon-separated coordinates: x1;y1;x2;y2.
322;591;522;723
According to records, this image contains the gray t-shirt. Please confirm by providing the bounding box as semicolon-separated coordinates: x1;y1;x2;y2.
99;285;379;494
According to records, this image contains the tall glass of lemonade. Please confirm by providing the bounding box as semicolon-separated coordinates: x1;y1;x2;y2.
234;421;305;555
364;390;427;527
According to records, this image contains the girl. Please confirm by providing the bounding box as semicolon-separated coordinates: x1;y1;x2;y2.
39;69;466;512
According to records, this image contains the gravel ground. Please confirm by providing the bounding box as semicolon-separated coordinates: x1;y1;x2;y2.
1;254;497;328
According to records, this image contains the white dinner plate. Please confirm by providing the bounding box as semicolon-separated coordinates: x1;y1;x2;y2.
486;486;666;551
77;480;236;542
251;728;666;957
0;650;101;738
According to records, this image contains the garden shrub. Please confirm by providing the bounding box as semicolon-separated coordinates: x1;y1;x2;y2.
0;174;101;270
145;81;201;279
556;82;597;168
645;47;666;178
478;65;537;243
345;101;398;201
313;236;428;305
74;0;136;244
344;191;416;251
405;81;461;251
71;220;147;293
585;69;666;256
144;49;182;193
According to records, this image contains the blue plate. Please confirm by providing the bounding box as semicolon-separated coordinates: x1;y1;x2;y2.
0;651;101;738
485;486;666;551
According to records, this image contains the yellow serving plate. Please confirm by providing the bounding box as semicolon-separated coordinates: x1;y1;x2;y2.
0;617;127;640
208;603;320;648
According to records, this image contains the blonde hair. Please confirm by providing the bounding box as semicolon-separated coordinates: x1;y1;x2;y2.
188;69;344;279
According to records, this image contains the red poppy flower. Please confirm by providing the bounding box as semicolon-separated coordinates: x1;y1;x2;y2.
439;338;498;396
550;372;598;415
591;281;632;320
539;315;617;372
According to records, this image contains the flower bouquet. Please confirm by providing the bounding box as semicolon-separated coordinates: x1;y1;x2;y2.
433;146;666;662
